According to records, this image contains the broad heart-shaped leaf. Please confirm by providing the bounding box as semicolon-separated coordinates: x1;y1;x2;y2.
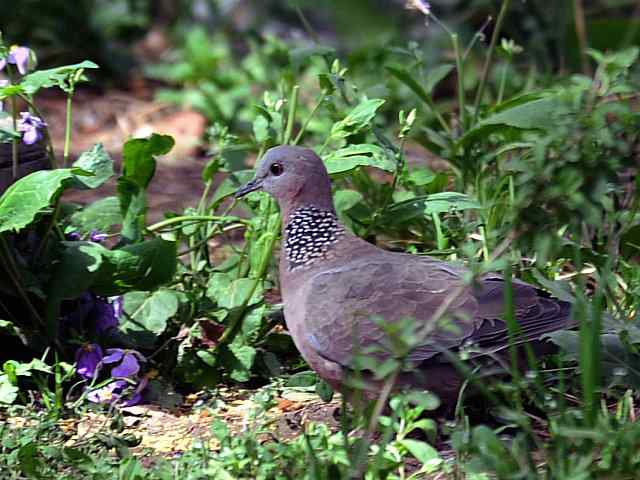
0;169;78;234
122;134;174;189
220;344;257;382
206;273;263;309
120;289;180;348
68;196;122;235
91;238;178;296
117;178;146;244
118;134;174;244
71;144;114;189
323;144;395;174
330;98;385;139
48;241;106;299
20;61;99;95
236;304;266;345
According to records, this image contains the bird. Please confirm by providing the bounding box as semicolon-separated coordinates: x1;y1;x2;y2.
235;145;573;406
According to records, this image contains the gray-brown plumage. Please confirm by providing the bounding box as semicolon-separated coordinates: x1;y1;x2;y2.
236;145;573;405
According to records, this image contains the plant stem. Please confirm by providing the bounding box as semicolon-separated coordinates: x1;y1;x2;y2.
451;33;466;131
146;215;249;232
10;96;18;179
283;85;300;145
293;91;325;145
497;60;510;104
177;223;246;257
473;0;512;124
63;92;73;167
0;236;44;328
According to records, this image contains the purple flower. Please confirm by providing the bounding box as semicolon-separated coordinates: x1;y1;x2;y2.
66;231;82;241
90;230;108;243
62;292;95;328
111;296;123;320
17;112;46;145
103;348;145;378
92;296;123;334
0;46;33;75
75;343;103;380
87;375;148;406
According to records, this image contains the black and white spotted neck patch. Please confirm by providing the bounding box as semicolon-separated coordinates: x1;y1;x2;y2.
284;207;345;270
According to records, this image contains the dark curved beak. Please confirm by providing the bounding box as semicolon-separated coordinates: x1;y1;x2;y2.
234;178;263;198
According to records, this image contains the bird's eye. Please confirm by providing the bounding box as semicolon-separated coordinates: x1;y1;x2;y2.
270;162;284;176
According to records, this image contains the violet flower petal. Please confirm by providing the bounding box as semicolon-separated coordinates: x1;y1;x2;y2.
10;47;31;75
87;379;128;403
103;348;124;364
90;230;108;243
66;231;81;241
21;127;39;145
75;344;103;380
93;298;118;333
111;296;123;320
111;352;140;378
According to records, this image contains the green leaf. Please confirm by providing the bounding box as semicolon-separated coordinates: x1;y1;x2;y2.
0;126;20;143
122;134;175;188
20;61;99;95
120;289;180;348
315;380;334;402
253;115;270;144
0;374;19;404
206;274;263;309
408;168;436;187
210;170;255;208
386;64;452;104
334;189;363;225
289;45;335;70
0;169;78;234
330;98;385;139
68;196;122;235
0;320;18;337
323;144;395;174
222;344;256;382
0;83;25;100
91;238;178;296
236;304;266;344
400;439;441;466
423;192;481;214
118;134;174;244
382;192;480;226
286;371;317;387
424;64;455;94
460;93;558;147
478;96;558;129
71;144;114;189
49;241;105;299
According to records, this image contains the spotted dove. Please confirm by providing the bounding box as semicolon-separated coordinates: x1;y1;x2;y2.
236;145;573;404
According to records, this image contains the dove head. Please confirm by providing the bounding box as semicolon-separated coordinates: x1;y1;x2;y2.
235;146;334;217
